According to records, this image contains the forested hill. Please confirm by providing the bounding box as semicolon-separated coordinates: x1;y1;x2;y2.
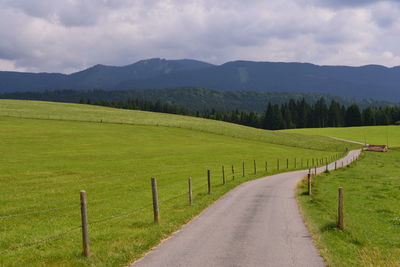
1;58;400;101
0;87;395;113
0;58;213;93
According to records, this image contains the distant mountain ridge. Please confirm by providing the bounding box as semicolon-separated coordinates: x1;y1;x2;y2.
1;87;396;113
1;58;400;101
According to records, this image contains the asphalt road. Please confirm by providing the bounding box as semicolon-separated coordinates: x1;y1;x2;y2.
132;149;362;267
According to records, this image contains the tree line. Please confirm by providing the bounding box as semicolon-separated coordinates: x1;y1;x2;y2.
90;97;400;130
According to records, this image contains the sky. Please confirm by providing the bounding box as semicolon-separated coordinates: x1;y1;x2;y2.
1;0;400;73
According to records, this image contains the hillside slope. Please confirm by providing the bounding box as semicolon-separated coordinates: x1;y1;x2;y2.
0;99;359;151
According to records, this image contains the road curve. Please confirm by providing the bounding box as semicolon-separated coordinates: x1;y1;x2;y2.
132;149;362;267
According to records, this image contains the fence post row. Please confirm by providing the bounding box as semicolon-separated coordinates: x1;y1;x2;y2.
151;178;160;223
80;190;90;258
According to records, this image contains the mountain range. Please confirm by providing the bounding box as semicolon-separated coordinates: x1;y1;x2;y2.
1;88;394;113
1;58;400;101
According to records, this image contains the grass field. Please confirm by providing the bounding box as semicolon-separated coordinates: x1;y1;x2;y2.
0;100;357;266
298;148;400;266
283;125;400;148
0;99;357;152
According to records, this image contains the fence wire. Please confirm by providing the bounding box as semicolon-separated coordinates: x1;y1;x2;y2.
0;225;81;255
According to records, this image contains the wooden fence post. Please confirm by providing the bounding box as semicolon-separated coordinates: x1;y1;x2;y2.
242;162;245;177
188;178;192;205
254;160;257;174
286;158;289;169
151;178;160;223
338;187;344;230
326;162;328;172
207;170;211;194
265;161;268;172
222;165;225;185
307;174;312;195
80;190;90;258
335;161;337;170
314;166;317;175
232;165;235;180
277;159;280;171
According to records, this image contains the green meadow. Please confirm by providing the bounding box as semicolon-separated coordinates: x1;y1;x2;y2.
283;125;400;147
0;100;356;266
299;150;400;266
295;125;400;266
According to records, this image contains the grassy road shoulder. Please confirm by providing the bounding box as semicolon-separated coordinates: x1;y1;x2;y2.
298;149;400;266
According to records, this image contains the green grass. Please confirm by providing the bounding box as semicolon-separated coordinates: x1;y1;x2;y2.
298;149;400;266
0;100;355;266
0;99;360;151
283;125;400;148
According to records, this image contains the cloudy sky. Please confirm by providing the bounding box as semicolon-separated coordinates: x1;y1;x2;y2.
1;0;400;73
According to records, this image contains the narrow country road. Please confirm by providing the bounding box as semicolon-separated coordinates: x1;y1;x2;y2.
132;149;362;267
329;136;368;146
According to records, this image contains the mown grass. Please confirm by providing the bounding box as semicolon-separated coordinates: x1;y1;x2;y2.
298;149;400;266
0;100;352;267
283;125;400;148
0;99;360;151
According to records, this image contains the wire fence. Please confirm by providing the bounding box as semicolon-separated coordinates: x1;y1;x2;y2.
1;152;347;257
298;151;397;247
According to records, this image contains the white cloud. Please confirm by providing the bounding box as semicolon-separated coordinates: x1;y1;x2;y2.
0;0;400;73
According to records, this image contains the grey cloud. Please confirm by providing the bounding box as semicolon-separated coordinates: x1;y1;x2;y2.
1;0;139;27
0;0;400;73
312;0;400;7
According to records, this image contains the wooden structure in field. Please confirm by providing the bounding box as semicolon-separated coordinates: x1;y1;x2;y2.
366;145;388;152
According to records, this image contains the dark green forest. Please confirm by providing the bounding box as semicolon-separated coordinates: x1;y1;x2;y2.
0;87;395;112
92;97;400;130
1;87;399;130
